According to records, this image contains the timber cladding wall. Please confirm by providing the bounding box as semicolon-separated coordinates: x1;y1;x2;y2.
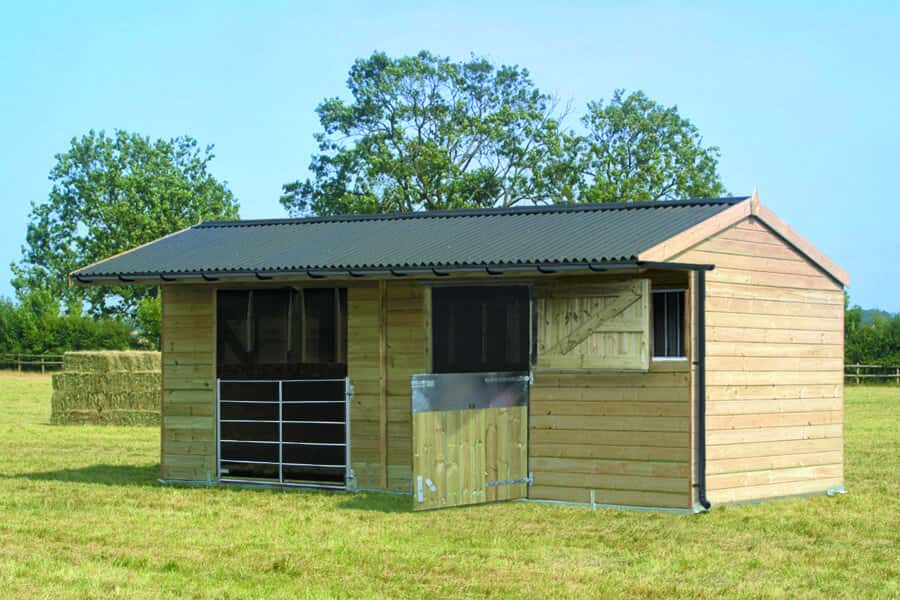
160;285;217;481
680;216;844;504
529;362;692;509
528;273;692;509
348;282;424;492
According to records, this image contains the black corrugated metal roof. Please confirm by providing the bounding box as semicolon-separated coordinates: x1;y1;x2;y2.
72;197;748;280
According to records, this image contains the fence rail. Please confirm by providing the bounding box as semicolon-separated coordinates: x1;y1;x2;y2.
845;364;900;384
0;353;64;374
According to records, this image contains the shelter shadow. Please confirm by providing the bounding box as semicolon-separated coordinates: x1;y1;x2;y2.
336;491;411;513
2;463;160;487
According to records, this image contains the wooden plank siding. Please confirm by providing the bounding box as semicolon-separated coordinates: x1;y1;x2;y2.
384;283;426;491
528;271;693;509
679;216;845;504
347;285;382;489
347;282;425;493
160;285;217;481
413;405;527;510
529;362;693;508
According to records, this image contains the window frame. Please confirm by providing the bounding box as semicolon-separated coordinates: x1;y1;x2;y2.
651;288;688;361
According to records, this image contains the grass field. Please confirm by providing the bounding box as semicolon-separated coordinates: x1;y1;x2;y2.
0;374;897;599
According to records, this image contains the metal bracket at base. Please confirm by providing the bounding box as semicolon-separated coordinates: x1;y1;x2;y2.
826;485;848;496
416;475;438;502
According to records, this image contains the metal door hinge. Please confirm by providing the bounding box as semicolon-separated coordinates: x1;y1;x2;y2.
486;472;533;488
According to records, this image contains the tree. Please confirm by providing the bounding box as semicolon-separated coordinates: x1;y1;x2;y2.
12;130;239;321
575;90;727;203
135;295;161;349
845;293;900;365
280;51;570;216
0;292;133;355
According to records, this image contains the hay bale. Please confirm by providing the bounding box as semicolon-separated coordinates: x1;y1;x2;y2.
63;351;160;373
51;351;161;426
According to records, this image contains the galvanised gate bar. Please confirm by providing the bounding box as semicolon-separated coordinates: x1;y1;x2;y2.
217;378;350;489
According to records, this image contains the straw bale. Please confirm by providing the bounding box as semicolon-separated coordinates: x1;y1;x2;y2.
51;351;162;426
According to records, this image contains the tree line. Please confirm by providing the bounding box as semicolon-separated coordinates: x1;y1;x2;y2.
845;299;900;365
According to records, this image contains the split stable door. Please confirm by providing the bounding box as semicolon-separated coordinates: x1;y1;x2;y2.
412;285;531;510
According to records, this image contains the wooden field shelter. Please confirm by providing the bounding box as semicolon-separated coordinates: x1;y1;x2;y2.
72;193;849;512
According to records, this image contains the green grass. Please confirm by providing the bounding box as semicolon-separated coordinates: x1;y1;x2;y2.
0;373;897;599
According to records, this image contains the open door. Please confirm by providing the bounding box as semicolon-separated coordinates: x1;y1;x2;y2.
412;372;529;510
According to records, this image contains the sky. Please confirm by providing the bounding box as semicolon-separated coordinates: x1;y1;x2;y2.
1;1;898;310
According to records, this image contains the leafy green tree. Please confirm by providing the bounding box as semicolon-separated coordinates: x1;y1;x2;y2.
845;293;900;366
285;53;729;215
135;295;161;349
281;51;571;216
575;90;727;203
0;293;133;355
12;130;239;320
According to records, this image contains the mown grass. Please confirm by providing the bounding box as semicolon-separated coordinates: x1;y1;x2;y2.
0;373;897;598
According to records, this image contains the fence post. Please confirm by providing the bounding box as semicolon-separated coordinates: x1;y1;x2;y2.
855;366;860;385
40;356;45;375
896;367;899;386
17;354;22;373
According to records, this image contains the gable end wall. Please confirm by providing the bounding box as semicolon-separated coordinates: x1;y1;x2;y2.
679;216;845;503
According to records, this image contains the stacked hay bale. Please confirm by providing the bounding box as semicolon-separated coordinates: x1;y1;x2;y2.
51;351;161;425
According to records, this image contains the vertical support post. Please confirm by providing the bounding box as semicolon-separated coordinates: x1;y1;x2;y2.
694;269;710;510
17;354;22;372
856;366;860;385
41;356;45;375
278;380;284;483
378;280;388;489
345;376;352;490
215;378;221;480
895;367;899;386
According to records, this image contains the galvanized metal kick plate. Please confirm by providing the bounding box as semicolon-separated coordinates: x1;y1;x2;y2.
411;371;529;413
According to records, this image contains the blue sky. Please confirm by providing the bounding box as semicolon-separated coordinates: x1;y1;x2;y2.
1;1;898;310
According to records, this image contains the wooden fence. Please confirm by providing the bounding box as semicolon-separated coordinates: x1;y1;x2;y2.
0;354;64;374
845;364;900;385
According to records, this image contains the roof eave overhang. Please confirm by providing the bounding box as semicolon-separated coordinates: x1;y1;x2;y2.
70;260;715;286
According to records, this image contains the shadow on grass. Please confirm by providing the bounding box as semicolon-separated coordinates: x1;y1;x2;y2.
3;464;416;512
336;491;411;513
1;463;160;487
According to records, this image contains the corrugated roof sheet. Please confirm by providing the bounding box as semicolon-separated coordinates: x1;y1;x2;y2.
72;197;748;279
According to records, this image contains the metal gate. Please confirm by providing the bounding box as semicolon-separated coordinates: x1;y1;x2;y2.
216;378;350;490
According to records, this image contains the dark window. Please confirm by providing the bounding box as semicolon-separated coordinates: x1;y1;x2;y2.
217;288;347;379
431;286;530;373
652;290;686;358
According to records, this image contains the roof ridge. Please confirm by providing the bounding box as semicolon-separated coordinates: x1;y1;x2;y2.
197;196;750;229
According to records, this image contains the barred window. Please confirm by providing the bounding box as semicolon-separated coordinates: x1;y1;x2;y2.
652;289;686;359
